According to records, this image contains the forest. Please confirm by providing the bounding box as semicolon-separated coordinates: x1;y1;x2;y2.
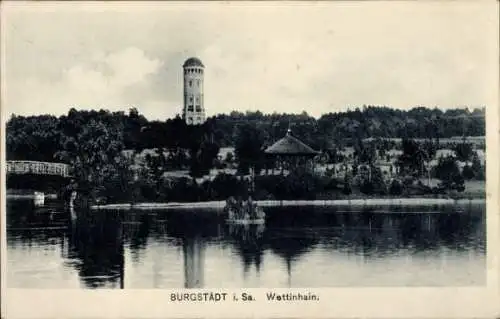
5;106;486;203
6;105;485;162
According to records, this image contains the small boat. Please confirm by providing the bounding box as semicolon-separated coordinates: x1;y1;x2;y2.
224;197;266;225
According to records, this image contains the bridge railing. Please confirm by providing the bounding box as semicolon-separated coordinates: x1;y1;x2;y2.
6;161;71;178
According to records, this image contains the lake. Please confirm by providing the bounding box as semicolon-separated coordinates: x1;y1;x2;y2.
6;199;486;289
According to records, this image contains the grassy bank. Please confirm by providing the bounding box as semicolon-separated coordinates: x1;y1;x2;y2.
90;197;485;211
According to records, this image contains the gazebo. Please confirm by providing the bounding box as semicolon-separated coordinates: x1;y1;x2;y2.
264;128;320;175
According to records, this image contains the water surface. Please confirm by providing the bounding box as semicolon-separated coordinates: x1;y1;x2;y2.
6;200;486;288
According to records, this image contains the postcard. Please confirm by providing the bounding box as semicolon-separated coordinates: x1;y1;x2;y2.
1;1;499;318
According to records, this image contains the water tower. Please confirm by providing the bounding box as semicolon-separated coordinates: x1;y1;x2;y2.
182;57;205;125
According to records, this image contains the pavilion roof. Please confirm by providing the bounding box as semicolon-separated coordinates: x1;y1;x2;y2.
264;129;320;156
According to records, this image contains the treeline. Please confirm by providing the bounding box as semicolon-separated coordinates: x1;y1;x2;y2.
6;105;485;163
5;106;486;202
211;106;485;149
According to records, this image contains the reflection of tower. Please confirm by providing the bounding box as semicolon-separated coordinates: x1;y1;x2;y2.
183;237;205;288
182;57;205;125
286;257;292;287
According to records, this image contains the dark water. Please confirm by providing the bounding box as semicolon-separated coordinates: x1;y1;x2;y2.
6;200;486;288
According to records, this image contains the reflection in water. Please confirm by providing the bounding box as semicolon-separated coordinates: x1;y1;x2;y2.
227;224;265;276
126;214;151;264
266;228;319;287
6;200;486;288
183;236;205;288
67;217;124;289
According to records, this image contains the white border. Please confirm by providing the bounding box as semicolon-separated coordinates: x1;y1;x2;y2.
1;1;499;318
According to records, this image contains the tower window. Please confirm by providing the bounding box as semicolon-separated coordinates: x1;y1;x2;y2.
196;105;201;112
189;80;192;87
188;105;194;112
196;80;200;87
190;96;194;102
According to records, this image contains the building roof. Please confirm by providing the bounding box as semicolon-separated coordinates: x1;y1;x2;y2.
264;129;320;156
183;57;204;68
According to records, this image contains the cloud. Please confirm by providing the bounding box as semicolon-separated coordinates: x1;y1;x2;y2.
6;47;165;117
2;2;497;120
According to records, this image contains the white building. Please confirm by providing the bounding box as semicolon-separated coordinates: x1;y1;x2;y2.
182;57;206;125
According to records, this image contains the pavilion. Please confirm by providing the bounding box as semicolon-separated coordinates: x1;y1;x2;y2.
264;129;320;175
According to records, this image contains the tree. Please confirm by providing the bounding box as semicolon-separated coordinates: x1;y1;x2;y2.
370;165;388;195
434;156;465;192
164;177;200;202
342;174;353;195
186;126;220;178
210;173;247;199
389;179;404;196
199;140;221;174
235;124;265;175
462;165;475;180
353;139;376;164
471;153;485;180
453;142;473;162
6;115;62;162
225;152;234;164
351;163;358;176
281;171;319;200
357;165;386;195
397;139;429;178
124;107;148;151
55;115;132;202
7;106;485;165
143;148;168;199
359;179;374;195
422;140;437;160
166;148;188;170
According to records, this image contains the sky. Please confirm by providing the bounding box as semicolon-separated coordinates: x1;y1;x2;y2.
1;1;498;120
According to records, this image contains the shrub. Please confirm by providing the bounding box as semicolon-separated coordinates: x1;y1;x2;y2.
210;173;248;199
389;179;404;196
360;180;374;195
255;175;286;198
163;177;200;202
462;165;475;180
342;175;353;195
471;155;485;181
254;172;324;200
434;156;465;191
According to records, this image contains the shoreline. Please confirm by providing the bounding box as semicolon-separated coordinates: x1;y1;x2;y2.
7;194;58;200
90;197;486;211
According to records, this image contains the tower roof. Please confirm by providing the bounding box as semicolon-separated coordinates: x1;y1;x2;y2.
183;57;204;68
264;129;320;156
